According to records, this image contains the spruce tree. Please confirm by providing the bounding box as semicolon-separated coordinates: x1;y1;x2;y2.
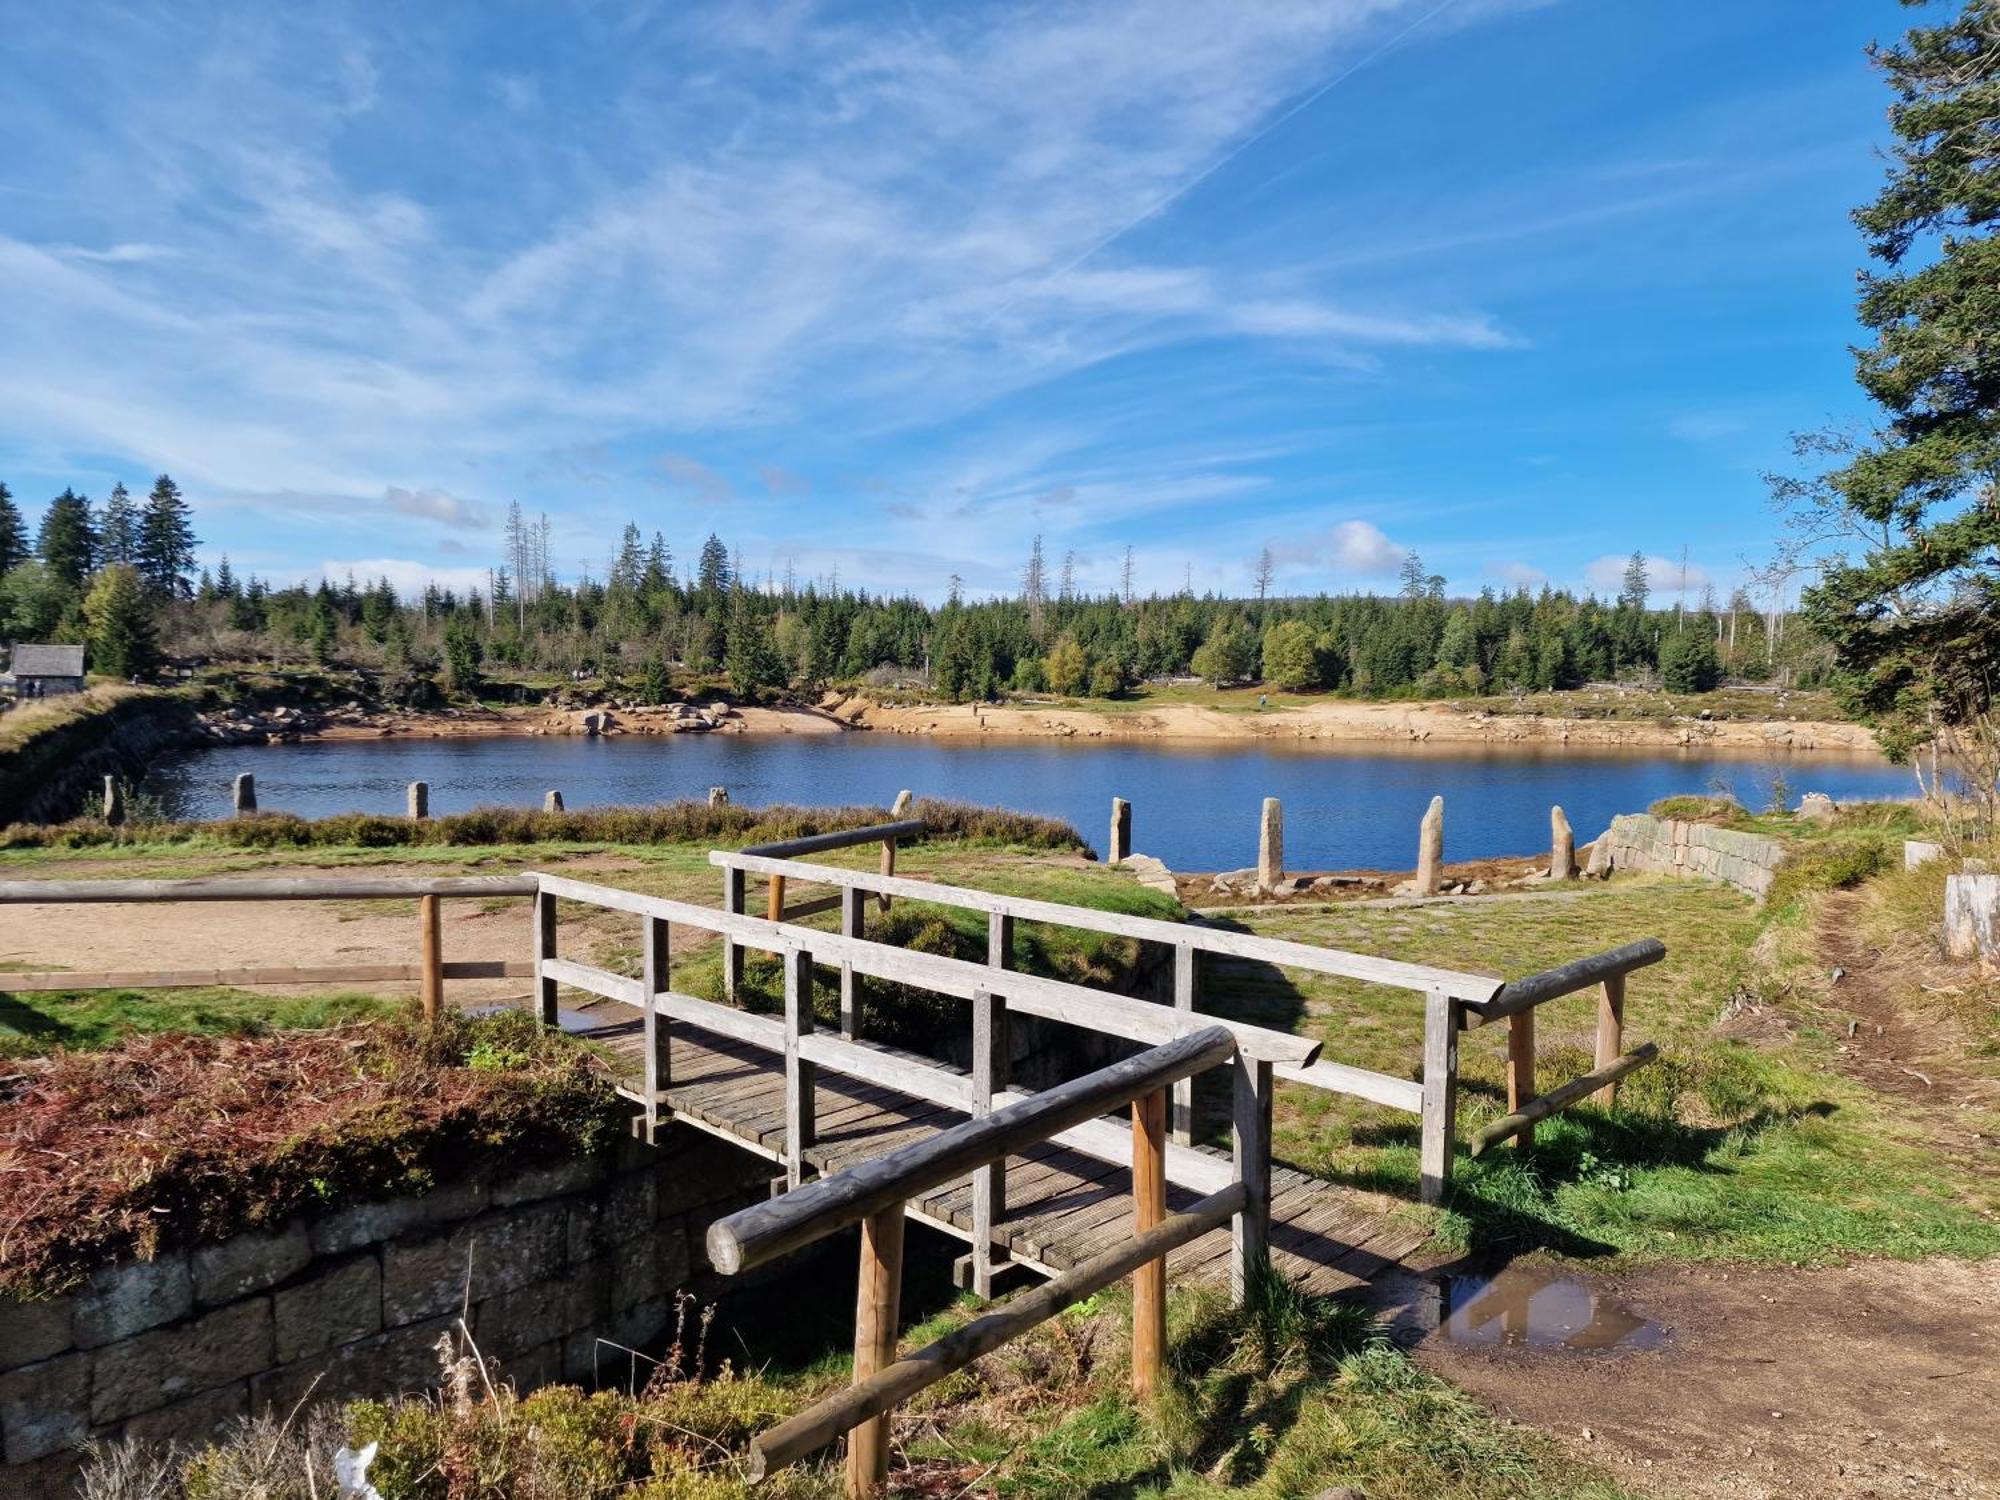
36;488;96;589
1785;0;2000;806
0;482;25;574
696;533;731;597
137;474;197;598
83;564;157;678
98;482;139;565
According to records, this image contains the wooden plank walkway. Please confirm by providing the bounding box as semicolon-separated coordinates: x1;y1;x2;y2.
569;1001;1427;1297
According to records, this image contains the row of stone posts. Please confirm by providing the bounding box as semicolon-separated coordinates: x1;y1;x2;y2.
1101;793;1583;895
196;777;738;821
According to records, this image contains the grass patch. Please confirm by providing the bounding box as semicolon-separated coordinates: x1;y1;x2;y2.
98;1281;1630;1500
1200;881;2000;1265
0;986;401;1058
0;796;1089;856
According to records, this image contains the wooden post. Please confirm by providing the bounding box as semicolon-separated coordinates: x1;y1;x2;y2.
232;773;256;816
971;987;1009;1298
768;871;787;922
877;838;896;913
1256;798;1284;894
1592;973;1625;1108
418;893;443;1025
890;789;914;817
1170;942;1197;1145
534;887;559;1027
102;776;125;826
1109;798;1132;865
1416;795;1444;896
708;785;729;807
987;910;1014;973
846;1204;905;1499
722;866;745;1001
839;886;865;1037
1550;805;1576;879
407;781;429;820
1131;1088;1166;1398
544;789;564;813
1419;987;1458;1204
1505;1008;1534;1149
784;946;816;1189
642;914;671;1136
1230;1055;1272;1304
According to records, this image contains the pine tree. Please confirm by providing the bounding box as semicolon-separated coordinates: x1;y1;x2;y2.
1783;0;2000;806
98;482;139;565
1022;535;1047;638
0;482;25;574
83;564;157;678
1398;550;1427;600
137;474;197;598
696;533;731;596
1619;551;1650;610
36;488;96;589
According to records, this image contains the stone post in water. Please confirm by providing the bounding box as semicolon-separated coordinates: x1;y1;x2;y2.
1415;795;1444;896
1109;798;1132;865
544;790;564;813
233;773;257;817
1550;805;1576;880
708;785;729;807
407;781;429;820
102;775;125;827
891;789;914;816
1257;797;1284;894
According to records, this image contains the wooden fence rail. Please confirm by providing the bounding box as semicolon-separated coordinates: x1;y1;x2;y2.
724;819;927;989
0;875;541;1022
706;1026;1241;1496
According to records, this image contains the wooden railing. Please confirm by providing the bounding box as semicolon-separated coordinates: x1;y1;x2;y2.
0;875;540;1022
722;818;928;990
705;1026;1244;1497
1464;938;1666;1153
530;869;1314;1296
709;850;1511;1201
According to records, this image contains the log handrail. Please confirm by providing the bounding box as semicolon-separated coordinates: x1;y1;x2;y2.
706;1025;1238;1275
1462;938;1666;1030
738;819;927;860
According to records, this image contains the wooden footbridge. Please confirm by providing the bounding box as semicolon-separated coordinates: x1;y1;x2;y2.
0;816;1666;1497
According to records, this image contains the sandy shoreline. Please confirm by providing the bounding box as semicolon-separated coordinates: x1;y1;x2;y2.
297;693;1881;756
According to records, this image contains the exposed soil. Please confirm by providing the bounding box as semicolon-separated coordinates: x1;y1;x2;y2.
1814;891;2000;1164
1407;1255;2000;1500
830;692;1881;752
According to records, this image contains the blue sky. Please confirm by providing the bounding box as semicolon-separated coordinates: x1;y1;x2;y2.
0;0;1900;604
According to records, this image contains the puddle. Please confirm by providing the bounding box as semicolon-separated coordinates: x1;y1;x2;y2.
465;1002;602;1034
1432;1265;1666;1353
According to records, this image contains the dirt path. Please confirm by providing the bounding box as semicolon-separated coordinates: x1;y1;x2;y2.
1815;892;2000;1163
1411;1256;2000;1499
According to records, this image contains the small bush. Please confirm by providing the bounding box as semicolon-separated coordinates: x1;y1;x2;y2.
0;797;1088;855
1647;794;1744;824
1766;837;1896;910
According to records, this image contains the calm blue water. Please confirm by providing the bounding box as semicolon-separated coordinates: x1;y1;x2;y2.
141;733;1916;873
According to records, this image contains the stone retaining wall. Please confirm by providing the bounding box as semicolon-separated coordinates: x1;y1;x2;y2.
0;1126;770;1497
1585;813;1788;899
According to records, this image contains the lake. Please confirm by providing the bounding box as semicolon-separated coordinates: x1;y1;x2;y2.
140;733;1915;873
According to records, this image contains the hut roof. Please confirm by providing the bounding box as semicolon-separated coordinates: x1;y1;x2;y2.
6;644;86;678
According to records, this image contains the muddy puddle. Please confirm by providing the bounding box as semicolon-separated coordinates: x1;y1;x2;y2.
1430;1264;1667;1353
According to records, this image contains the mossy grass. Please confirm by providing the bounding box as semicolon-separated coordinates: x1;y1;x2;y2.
1203;880;2000;1265
0;985;400;1058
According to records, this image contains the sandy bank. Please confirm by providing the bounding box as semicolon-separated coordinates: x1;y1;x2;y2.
824;694;1881;754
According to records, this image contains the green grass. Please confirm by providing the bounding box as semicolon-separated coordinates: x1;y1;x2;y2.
0;986;402;1057
1200;880;2000;1266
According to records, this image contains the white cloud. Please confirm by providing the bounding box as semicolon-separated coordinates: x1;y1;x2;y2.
1488;560;1548;589
1584;552;1712;598
380;486;492;527
1330;520;1405;574
319;558;493;599
0;0;1526;530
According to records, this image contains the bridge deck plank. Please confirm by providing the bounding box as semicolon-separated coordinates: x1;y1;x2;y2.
570;1000;1421;1297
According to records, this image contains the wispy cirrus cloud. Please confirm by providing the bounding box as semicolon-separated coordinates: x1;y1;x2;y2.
0;0;1531;546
